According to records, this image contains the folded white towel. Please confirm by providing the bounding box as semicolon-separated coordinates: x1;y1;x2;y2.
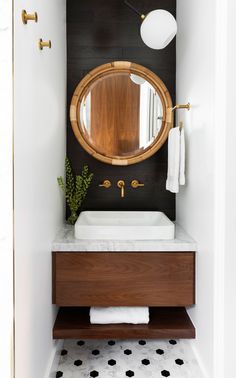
179;127;185;185
166;126;185;193
90;306;149;324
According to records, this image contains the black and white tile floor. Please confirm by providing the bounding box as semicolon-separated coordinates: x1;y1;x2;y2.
54;339;203;378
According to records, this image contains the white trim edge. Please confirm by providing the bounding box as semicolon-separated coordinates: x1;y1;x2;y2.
44;340;63;378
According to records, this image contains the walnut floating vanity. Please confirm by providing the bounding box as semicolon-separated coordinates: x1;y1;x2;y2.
52;225;196;340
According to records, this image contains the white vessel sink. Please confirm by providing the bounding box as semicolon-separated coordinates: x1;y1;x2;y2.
74;211;175;240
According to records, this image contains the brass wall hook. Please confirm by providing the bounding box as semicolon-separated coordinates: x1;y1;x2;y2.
39;39;52;50
172;102;191;112
22;10;38;24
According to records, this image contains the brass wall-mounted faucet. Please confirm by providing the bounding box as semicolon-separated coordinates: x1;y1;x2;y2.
117;180;125;198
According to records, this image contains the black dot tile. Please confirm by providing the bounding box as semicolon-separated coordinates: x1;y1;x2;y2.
74;359;83;366
126;371;134;377
161;370;170;377
142;359;150;365
156;349;164;355
92;349;100;356
56;372;63;378
175;358;184;365
90;371;99;377
77;340;85;346
60;349;68;356
138;340;146;345
108;359;116;366
124;349;132;355
169;339;177;345
108;340;116;346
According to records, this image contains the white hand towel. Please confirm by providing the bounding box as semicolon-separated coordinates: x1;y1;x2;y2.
179;127;185;185
166;126;185;193
90;306;149;324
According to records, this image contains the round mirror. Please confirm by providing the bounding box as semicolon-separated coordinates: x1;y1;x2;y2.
70;61;173;165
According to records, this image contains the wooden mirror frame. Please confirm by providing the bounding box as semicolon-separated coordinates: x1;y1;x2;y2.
70;61;173;166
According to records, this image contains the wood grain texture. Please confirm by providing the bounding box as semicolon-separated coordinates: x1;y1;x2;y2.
52;252;195;306
90;73;140;156
52;253;56;304
53;307;195;339
66;0;176;219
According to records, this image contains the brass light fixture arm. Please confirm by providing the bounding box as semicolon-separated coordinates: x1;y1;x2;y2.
124;1;145;20
172;102;191;112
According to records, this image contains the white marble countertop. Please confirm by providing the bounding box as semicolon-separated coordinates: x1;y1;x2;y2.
52;224;197;252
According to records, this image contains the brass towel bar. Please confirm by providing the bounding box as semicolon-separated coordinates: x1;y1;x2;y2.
172;103;191;112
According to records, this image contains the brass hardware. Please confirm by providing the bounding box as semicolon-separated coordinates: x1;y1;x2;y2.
124;1;146;20
117;180;125;198
39;39;52;50
99;180;111;189
22;10;38;24
131;180;144;189
172;102;191;112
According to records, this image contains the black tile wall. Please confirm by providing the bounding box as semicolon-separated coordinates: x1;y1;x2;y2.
67;0;176;219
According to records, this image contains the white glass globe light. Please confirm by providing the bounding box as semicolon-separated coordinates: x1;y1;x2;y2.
130;74;146;85
140;9;177;50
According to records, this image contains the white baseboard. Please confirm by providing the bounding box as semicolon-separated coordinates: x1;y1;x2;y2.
44;339;64;378
184;340;209;378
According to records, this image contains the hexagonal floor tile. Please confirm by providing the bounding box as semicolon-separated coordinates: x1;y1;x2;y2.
90;371;99;377
161;370;170;377
156;349;164;355
56;372;63;378
175;358;184;365
126;370;134;377
92;349;100;356
74;359;83;366
108;359;116;366
124;349;132;355
142;359;150;365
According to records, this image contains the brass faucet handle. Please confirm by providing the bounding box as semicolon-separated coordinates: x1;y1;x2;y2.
117;180;125;198
99;180;111;188
131;179;144;188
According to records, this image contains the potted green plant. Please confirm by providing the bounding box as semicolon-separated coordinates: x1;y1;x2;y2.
57;157;93;225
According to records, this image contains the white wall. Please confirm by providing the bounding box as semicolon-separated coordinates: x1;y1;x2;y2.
14;1;66;377
224;0;236;375
176;1;217;376
0;1;14;377
176;0;236;377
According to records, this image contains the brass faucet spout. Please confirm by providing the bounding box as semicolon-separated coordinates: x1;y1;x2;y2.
117;180;125;198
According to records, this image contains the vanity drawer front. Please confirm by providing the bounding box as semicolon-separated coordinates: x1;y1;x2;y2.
52;252;195;306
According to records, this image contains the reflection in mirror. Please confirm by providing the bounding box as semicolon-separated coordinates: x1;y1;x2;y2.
70;62;173;165
79;73;163;157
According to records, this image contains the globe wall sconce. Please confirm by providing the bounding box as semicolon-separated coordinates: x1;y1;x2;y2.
124;1;177;50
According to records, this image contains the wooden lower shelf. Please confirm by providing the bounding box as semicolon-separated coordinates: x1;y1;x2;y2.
53;307;195;339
